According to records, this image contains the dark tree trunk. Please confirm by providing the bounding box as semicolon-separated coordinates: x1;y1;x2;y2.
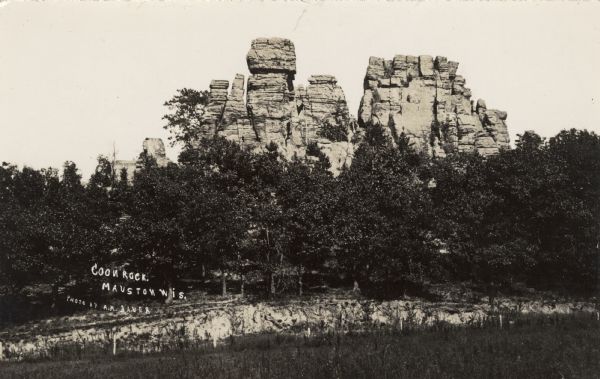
51;283;60;312
488;282;498;310
221;269;227;297
298;266;304;296
164;258;176;304
165;279;174;304
240;273;245;297
269;272;276;297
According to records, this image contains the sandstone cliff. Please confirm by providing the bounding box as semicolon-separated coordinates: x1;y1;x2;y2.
199;38;356;174
197;38;510;170
358;55;510;157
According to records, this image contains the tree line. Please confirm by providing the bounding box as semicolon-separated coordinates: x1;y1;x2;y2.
1;89;599;323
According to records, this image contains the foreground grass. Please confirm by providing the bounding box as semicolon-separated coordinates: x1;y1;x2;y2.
1;314;599;379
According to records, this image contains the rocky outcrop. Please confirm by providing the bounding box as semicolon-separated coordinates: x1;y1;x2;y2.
196;38;510;172
358;55;509;157
246;38;296;76
198;38;356;174
1;297;594;360
220;74;257;145
113;138;171;182
142;138;170;167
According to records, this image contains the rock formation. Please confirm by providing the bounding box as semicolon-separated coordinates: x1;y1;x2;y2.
188;38;513;173
358;55;509;157
115;41;510;179
2;297;594;360
142;138;170;167
198;38;356;174
113;138;171;182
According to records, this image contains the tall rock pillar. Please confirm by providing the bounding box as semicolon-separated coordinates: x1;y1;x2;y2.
246;38;297;146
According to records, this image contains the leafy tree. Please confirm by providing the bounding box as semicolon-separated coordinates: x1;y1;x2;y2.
332;124;435;295
247;143;286;296
163;88;210;148
0;162;105;313
0;164;45;297
317;104;355;142
430;151;531;303
41;162;98;308
277;156;335;295
117;160;189;303
539;129;600;292
429;129;600;299
515;130;544;151
89;155;115;189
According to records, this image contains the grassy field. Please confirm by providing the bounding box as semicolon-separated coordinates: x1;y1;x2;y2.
0;313;598;379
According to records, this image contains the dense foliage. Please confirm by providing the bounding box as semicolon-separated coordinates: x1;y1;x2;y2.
1;92;599;323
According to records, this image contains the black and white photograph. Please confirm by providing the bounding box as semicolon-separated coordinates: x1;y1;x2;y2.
0;1;599;378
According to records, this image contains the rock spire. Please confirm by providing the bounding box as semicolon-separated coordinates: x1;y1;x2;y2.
197;38;510;173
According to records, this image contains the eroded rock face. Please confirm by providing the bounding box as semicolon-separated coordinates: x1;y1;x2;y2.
197;38;510;174
246;38;297;76
198;38;356;174
143;138;170;167
358;55;509;157
2;297;593;360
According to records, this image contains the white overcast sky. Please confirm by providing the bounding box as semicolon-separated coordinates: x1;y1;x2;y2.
1;1;599;179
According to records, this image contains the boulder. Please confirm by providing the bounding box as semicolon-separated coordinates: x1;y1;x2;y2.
246;38;296;76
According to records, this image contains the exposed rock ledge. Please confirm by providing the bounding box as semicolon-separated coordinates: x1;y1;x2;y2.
1;298;595;360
